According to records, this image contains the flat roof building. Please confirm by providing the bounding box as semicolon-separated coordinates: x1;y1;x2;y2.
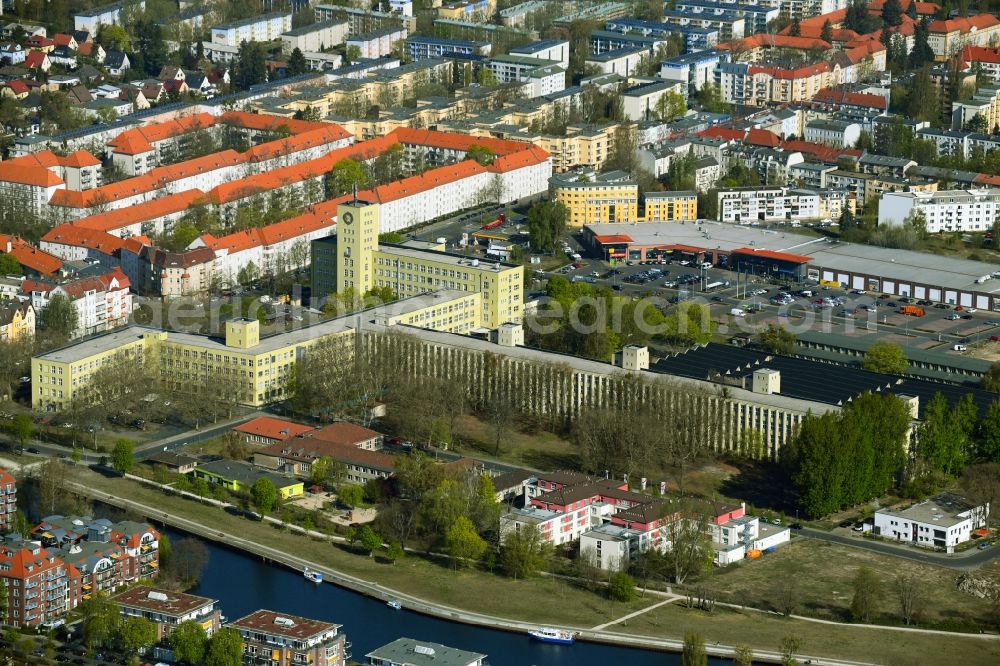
365;637;487;666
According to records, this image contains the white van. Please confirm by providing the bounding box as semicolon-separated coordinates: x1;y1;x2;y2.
701;261;713;269
730;308;746;317
953;344;967;351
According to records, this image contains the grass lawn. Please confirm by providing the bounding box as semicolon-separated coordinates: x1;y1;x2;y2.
616;602;1000;666
705;539;991;628
450;414;580;471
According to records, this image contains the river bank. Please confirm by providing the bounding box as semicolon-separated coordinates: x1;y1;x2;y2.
70;466;999;666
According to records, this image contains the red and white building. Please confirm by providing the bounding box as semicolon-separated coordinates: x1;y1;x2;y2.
0;468;15;533
21;269;132;338
0;545;81;627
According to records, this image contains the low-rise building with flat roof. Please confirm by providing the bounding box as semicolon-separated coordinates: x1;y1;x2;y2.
366;637;487;666
113;586;221;640
874;493;989;551
192;460;304;499
229;609;347;666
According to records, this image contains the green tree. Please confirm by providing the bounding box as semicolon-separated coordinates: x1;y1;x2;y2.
475;67;497;87
310;456;334;485
386;541;404;564
205;627;243;666
977;402;1000;461
820;19;833;43
850;566;881;623
500;524;549;579
696;82;730;114
170;620;208;664
780;636;802;666
789;17;801;36
345;45;361;64
358;524;382;557
681;631;707;666
97;24;131;52
11;413;32;449
328;158;370;196
166;222;200;251
287;47;308;76
526;200;568;253
863;341;908;374
159;533;173;571
338;484;364;507
251;477;278;516
80;594;120;649
982;361;1000;392
42;294;78;338
0;254;21;276
654;89;686;121
192;477;210;497
119;616;156;653
445;515;487;566
881;0;903;25
466;144;496;166
916;392;969;477
111;438;134;475
758;323;796;354
233;41;268;90
608;571;636;602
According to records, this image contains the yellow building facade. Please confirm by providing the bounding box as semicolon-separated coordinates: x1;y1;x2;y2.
31;292;485;412
643;191;698;222
551;172;699;227
337;200;524;329
0;300;34;342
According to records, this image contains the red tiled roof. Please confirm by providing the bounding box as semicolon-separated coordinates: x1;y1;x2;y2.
305;422;382;447
0;546;65;580
813;88;889;110
73;190;204;233
732;247;812;263
723;34;832;52
234;417;314;441
5;80;28;95
746;128;781;147
699;127;744;141
0;160;63;187
53;34;74;47
593;234;634;244
25;52;47;68
748;61;830;79
0;235;62;275
62;150;101;168
962;45;1000;65
198;209;333;254
41;225;125;254
929;13;1000;34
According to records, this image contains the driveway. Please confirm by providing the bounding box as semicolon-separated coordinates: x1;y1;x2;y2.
797;527;1000;570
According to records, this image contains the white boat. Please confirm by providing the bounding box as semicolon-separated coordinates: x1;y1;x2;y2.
386;599;402;610
303;568;322;583
528;628;575;645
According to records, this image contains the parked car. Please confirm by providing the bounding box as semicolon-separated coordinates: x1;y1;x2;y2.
839;520;853;528
979;541;991;550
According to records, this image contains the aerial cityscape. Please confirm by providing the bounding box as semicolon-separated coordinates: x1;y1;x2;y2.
0;0;997;664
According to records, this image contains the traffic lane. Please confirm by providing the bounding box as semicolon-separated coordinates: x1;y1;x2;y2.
798;527;1000;569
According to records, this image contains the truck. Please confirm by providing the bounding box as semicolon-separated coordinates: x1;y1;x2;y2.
704;280;729;291
480;213;506;230
730;307;746;317
900;305;925;317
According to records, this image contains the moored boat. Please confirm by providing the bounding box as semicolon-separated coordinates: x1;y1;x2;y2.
528;628;575;645
387;599;402;610
303;568;322;583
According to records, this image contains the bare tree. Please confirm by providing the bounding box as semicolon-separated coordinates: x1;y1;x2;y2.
895;573;924;625
664;505;713;585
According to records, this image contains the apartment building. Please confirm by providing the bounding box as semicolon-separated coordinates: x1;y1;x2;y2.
229;610;348;666
952;83;1000;131
0;468;15;533
21;269;131;339
643;191;699;221
509;39;570;69
879;188;1000;232
407;36;490;60
584;46;645;76
346;26;408;59
0;301;34;342
113;586;222;641
330;199;524;328
254;431;396;484
0;545;78;627
280;19;349;55
804;119;862;147
674;0;778;33
437;0;494;21
660;8;746;41
622;80;686;122
873;493;988;552
534;123;618;173
716;186;821;223
127;245;217;298
211;13;292;47
928;14;1000;61
961;46;1000;82
602;18;720;52
74;0;143;34
550;170;640;226
660;49;729;97
0;235;62;278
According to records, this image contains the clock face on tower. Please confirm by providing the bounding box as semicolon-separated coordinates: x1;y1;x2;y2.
342;212;354;225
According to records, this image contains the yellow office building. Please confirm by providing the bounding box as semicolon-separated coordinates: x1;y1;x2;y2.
643;190;698;221
31;291;484;412
550;170;640;227
335;200;524;329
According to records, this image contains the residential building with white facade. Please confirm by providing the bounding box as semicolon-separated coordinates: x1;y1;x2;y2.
281;19;349;55
508;39;570;69
874;493;988;552
804;119;862;148
20;269;132;339
717;186;822;223
345;27;408;59
660;49;728;97
211;13;292;47
878;188;1000;232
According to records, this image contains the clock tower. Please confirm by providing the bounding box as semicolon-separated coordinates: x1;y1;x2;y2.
336;199;380;297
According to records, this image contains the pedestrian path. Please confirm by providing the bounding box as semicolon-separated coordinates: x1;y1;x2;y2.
590;595;682;631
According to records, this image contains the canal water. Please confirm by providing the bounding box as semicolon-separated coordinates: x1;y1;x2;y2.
181;531;732;665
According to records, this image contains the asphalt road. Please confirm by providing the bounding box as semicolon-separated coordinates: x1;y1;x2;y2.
797;527;1000;570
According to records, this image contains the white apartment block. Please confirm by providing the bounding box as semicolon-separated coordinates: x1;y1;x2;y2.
717;186;821;223
22;270;132;339
345;27;408;59
508;39;570;69
212;13;292;47
804;119;862;148
874;493;988;552
74;0;144;34
281;19;349;55
879;188;1000;233
486;55;565;99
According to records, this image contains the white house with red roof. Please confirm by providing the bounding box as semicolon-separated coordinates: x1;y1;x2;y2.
234;416;315;446
20;268;132;338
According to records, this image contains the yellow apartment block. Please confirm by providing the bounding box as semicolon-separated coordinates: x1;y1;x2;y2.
550;170;640;227
336;200;524;329
535;123;618;173
31;291;483;412
551;171;699;227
